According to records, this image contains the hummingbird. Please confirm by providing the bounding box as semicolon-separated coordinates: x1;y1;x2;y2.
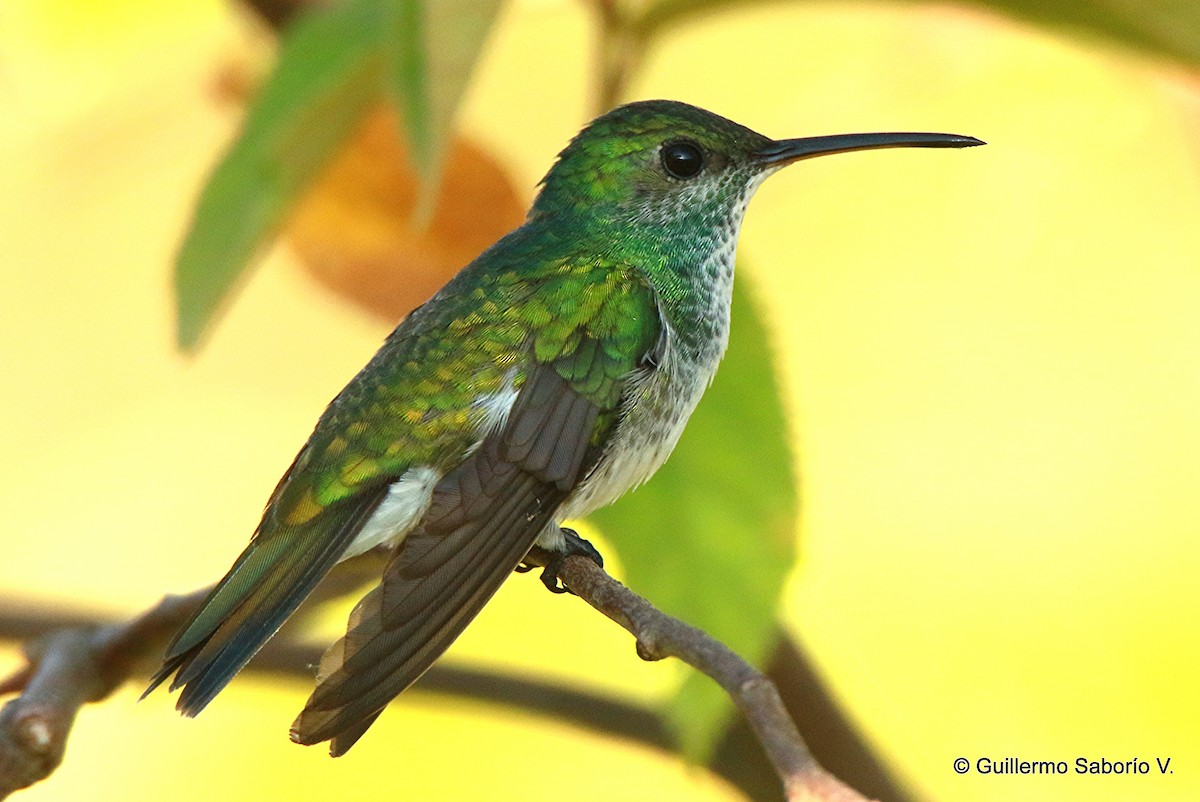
146;100;982;755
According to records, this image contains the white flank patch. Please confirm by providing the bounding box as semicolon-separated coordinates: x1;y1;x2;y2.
339;465;440;561
472;368;519;437
340;374;520;563
534;524;565;552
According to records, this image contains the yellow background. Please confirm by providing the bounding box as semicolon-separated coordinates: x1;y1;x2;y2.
1;1;1197;801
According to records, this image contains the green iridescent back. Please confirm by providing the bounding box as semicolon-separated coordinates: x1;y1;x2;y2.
266;222;662;528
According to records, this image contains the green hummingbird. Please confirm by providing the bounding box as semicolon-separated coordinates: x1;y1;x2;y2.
146;100;981;755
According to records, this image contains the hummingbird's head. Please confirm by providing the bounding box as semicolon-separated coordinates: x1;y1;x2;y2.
530;99;983;234
531;100;774;230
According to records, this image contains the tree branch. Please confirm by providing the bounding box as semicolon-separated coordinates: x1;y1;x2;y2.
1;555;878;802
0;590;207;798
553;553;874;802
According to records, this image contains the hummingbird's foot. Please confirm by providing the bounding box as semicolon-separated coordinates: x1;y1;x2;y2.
519;528;604;595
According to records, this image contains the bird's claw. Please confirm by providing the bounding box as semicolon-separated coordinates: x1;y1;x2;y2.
539;567;571;594
520;528;604;595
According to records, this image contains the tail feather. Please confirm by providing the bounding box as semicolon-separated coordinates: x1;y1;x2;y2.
144;484;389;715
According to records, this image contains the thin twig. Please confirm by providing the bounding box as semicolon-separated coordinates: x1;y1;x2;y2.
556;554;875;802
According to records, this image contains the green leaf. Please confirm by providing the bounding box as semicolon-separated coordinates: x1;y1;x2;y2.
174;0;500;350
965;0;1200;67
636;0;1200;70
589;272;798;761
383;0;503;220
175;0;385;350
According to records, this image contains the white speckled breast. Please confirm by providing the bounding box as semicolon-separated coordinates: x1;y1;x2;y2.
557;169;771;522
559;235;740;520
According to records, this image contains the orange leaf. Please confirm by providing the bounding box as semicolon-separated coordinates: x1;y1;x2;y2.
286;106;525;321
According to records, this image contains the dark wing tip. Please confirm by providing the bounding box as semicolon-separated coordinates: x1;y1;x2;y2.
290;715;318;746
291;707;380;757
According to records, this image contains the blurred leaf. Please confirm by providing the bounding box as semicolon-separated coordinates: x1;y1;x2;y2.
383;0;503;219
175;0;384;350
962;0;1200;67
175;0;500;350
636;0;1200;69
286;107;525;321
590;273;798;761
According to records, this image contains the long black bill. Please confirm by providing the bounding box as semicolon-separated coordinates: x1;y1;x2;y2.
754;132;984;166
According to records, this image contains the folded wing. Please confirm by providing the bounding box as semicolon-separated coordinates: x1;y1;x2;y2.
291;364;602;755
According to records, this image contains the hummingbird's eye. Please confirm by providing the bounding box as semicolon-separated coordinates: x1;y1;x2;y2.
661;140;705;179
